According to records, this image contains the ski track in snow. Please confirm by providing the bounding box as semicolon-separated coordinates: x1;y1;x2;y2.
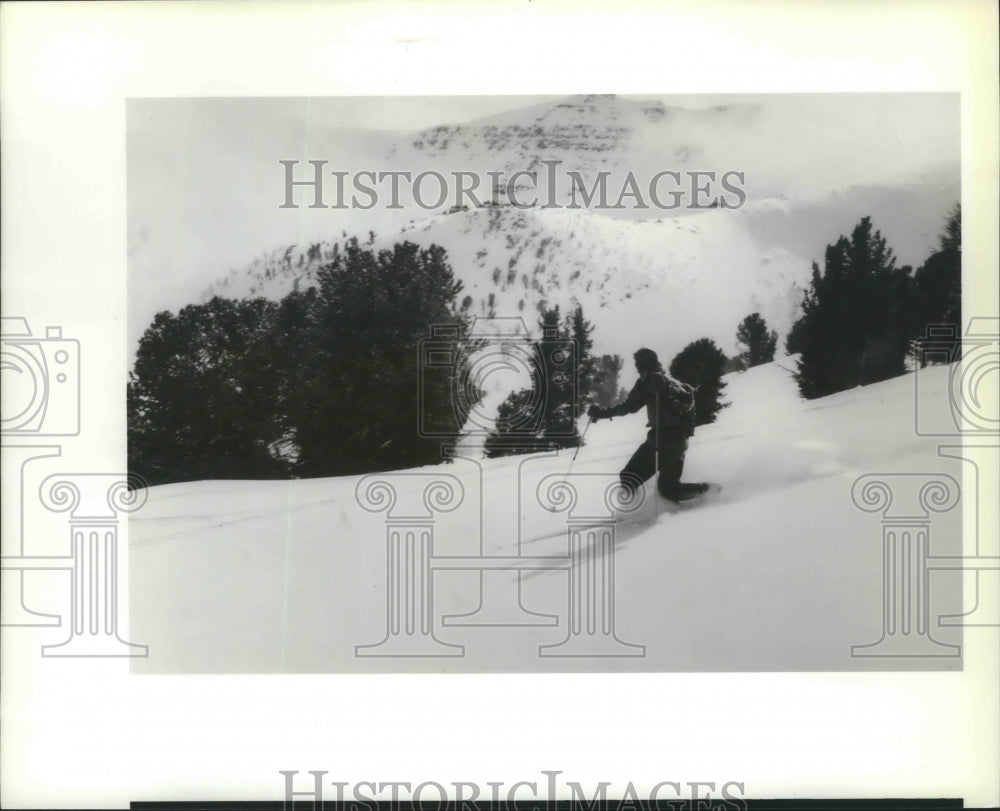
129;362;965;673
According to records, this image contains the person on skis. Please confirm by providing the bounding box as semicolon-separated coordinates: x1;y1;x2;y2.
587;347;708;503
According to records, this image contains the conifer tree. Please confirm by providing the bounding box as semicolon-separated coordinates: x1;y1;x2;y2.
484;305;582;456
911;204;961;363
791;217;912;399
290;239;469;476
736;313;778;368
128;297;287;486
566;304;596;413
129;239;471;485
669;338;729;426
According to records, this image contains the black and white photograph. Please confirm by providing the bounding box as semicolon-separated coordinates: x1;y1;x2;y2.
2;1;997;808
127;92;966;674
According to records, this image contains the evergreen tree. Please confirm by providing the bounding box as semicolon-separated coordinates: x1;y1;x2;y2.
538;305;577;445
911;204;961;363
128;239;471;485
289;239;469;476
723;354;747;374
566;304;596;413
791;217;912;399
128;297;287;486
482;386;541;458
785;314;807;355
669;338;729;426
736;312;778;367
484;306;580;457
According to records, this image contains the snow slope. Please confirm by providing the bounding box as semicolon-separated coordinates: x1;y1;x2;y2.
203;203;813;360
129;362;964;673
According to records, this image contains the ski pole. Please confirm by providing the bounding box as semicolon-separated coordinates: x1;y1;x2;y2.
567;416;592;471
546;416;591;512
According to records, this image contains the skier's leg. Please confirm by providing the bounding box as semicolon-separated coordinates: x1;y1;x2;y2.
620;435;656;502
657;435;711;501
656;435;688;500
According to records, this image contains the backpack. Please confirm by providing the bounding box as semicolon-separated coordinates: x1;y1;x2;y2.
660;373;697;435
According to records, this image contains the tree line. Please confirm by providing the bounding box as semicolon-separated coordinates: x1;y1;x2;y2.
128;237;737;485
129;205;960;485
483;307;733;457
789;205;961;398
129;240;475;486
485;202;963;453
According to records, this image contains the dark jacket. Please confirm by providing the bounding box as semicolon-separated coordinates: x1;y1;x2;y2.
603;370;696;435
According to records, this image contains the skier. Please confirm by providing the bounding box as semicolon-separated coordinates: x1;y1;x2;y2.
587;347;709;504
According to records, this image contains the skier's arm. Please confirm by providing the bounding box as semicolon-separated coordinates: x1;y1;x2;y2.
589;380;644;421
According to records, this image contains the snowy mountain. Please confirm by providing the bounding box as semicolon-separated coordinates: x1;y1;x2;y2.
129;93;960;360
200;172;957;360
176;94;957;360
128;361;964;673
393;93;958;209
203;204;811;360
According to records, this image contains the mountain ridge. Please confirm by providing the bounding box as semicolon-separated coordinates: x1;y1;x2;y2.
130;93;960;360
201;170;957;359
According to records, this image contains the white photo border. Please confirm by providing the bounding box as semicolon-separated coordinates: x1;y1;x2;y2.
1;1;997;808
